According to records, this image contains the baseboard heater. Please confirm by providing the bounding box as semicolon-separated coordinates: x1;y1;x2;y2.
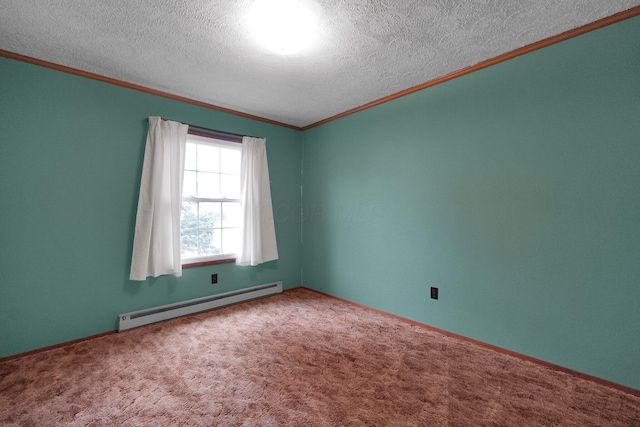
118;281;282;332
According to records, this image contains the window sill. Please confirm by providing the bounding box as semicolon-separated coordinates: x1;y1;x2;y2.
182;257;235;269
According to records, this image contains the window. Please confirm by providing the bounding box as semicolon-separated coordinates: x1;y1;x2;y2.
130;117;278;280
180;133;241;264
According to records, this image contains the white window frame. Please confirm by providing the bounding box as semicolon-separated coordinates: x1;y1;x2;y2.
181;133;242;265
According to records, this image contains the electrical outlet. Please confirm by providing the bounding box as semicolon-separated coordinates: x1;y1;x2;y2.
430;287;438;300
211;274;218;284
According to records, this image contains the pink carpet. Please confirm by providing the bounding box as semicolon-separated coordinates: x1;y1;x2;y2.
1;288;638;426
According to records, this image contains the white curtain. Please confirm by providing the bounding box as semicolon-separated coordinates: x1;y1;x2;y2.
130;116;189;280
237;137;279;266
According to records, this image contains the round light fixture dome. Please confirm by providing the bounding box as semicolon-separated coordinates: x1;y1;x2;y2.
246;0;319;55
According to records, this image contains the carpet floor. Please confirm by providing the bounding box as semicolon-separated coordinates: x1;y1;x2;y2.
1;287;638;426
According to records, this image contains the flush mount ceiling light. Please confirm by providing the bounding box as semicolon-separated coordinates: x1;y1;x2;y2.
246;0;319;55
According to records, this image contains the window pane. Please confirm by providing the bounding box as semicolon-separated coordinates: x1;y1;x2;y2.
181;231;199;258
198;145;220;172
221;202;241;228
221;148;240;174
197;227;220;255
184;143;197;171
195;226;220;256
222;227;240;254
180;202;199;257
199;203;221;254
197;172;220;198
199;202;221;229
183;171;197;198
220;174;240;199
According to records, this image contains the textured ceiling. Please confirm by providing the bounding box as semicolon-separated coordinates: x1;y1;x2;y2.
1;1;639;128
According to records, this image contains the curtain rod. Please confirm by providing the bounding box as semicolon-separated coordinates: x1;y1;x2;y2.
160;117;262;143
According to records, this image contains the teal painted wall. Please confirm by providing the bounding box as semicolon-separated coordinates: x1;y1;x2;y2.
302;17;640;390
0;57;302;357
